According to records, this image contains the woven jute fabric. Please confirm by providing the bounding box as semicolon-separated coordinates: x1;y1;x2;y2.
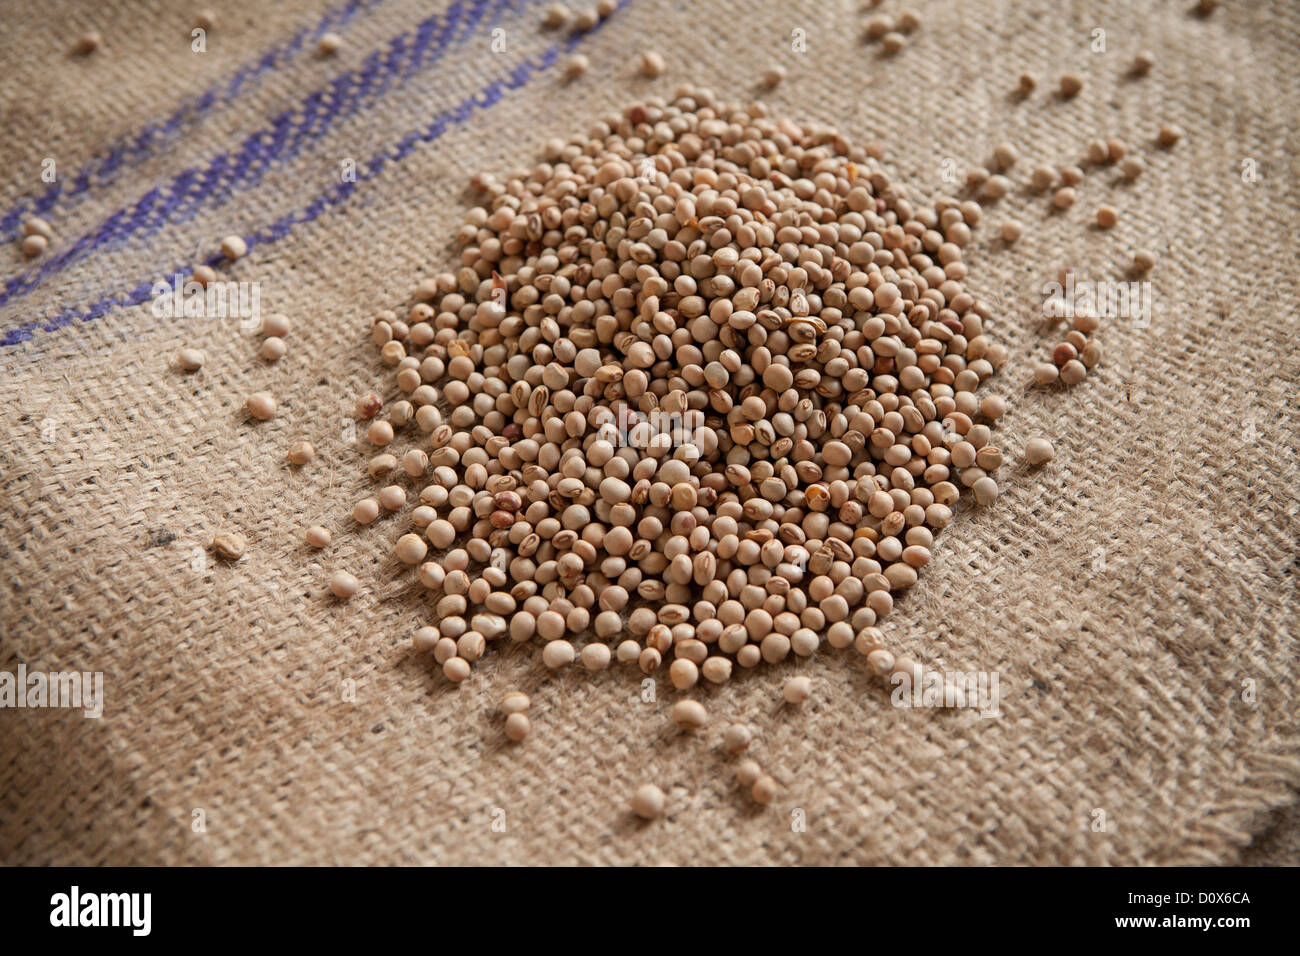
1;0;1297;866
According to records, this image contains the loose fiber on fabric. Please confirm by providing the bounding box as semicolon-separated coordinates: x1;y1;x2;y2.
0;0;1296;865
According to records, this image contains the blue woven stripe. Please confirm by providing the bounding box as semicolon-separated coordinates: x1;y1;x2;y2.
1;4;624;348
0;0;525;312
0;0;377;239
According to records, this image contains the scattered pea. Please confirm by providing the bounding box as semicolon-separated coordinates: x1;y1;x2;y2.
501;691;530;714
504;712;531;741
246;391;277;420
330;570;360;598
980;175;1011;200
563;54;588;79
639;51;665;77
751;774;778;804
723;723;752;754
783;675;812;703
737;759;762;788
1024;438;1055;465
22;217;54;240
220;235;247;260
881;32;906;54
211;531;246;560
542;3;569;28
630;783;665;819
261;313;291;338
1059;359;1087;386
672;699;707;730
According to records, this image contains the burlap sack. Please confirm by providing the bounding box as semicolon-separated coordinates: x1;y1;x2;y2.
1;0;1296;866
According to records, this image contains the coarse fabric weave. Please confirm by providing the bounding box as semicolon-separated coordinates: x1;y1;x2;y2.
1;0;1296;866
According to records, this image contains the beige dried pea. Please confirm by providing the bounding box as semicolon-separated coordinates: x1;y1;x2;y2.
211;531;246;560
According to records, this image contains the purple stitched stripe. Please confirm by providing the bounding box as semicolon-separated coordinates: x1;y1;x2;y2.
0;0;523;312
0;0;376;238
0;10;622;348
